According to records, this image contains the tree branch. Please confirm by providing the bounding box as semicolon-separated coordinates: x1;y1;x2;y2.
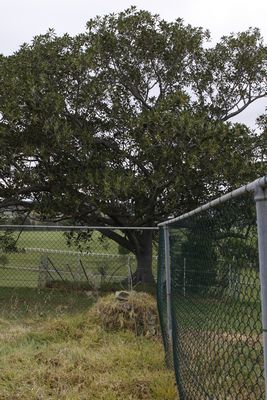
100;229;135;253
221;92;267;121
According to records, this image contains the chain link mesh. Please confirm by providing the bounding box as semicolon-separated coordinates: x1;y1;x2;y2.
0;226;158;317
158;192;265;399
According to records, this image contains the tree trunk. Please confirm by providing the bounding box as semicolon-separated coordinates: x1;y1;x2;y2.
134;230;155;284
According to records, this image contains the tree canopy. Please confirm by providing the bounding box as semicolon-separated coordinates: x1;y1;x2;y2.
0;7;266;281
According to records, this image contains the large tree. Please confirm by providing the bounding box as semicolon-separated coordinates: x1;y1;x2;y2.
0;8;266;282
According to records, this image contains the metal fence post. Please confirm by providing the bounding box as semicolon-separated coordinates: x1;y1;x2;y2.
127;255;133;291
255;184;267;399
183;257;186;298
76;253;82;282
163;224;172;360
38;255;48;288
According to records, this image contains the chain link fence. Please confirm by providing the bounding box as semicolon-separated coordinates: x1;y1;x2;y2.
0;225;158;317
157;177;267;399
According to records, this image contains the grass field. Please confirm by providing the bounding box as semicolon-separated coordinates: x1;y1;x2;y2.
0;230;158;289
0;288;177;400
0;232;172;398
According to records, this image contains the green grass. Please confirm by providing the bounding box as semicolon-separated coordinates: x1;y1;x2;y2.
0;230;158;288
0;288;177;400
0;287;93;320
172;294;262;333
13;229;152;254
17;231;72;250
169;294;264;399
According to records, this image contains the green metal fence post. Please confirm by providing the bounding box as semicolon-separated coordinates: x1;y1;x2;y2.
163;224;172;366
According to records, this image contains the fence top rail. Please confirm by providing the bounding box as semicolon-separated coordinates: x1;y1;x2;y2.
0;225;159;231
158;175;267;227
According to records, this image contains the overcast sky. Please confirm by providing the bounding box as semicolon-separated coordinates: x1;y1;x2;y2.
1;0;267;127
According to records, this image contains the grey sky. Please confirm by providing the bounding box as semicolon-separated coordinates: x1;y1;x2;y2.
1;0;267;127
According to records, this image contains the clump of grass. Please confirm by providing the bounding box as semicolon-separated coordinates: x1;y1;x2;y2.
92;292;160;337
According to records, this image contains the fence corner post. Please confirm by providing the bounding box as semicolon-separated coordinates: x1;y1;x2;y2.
255;184;267;399
163;224;172;367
